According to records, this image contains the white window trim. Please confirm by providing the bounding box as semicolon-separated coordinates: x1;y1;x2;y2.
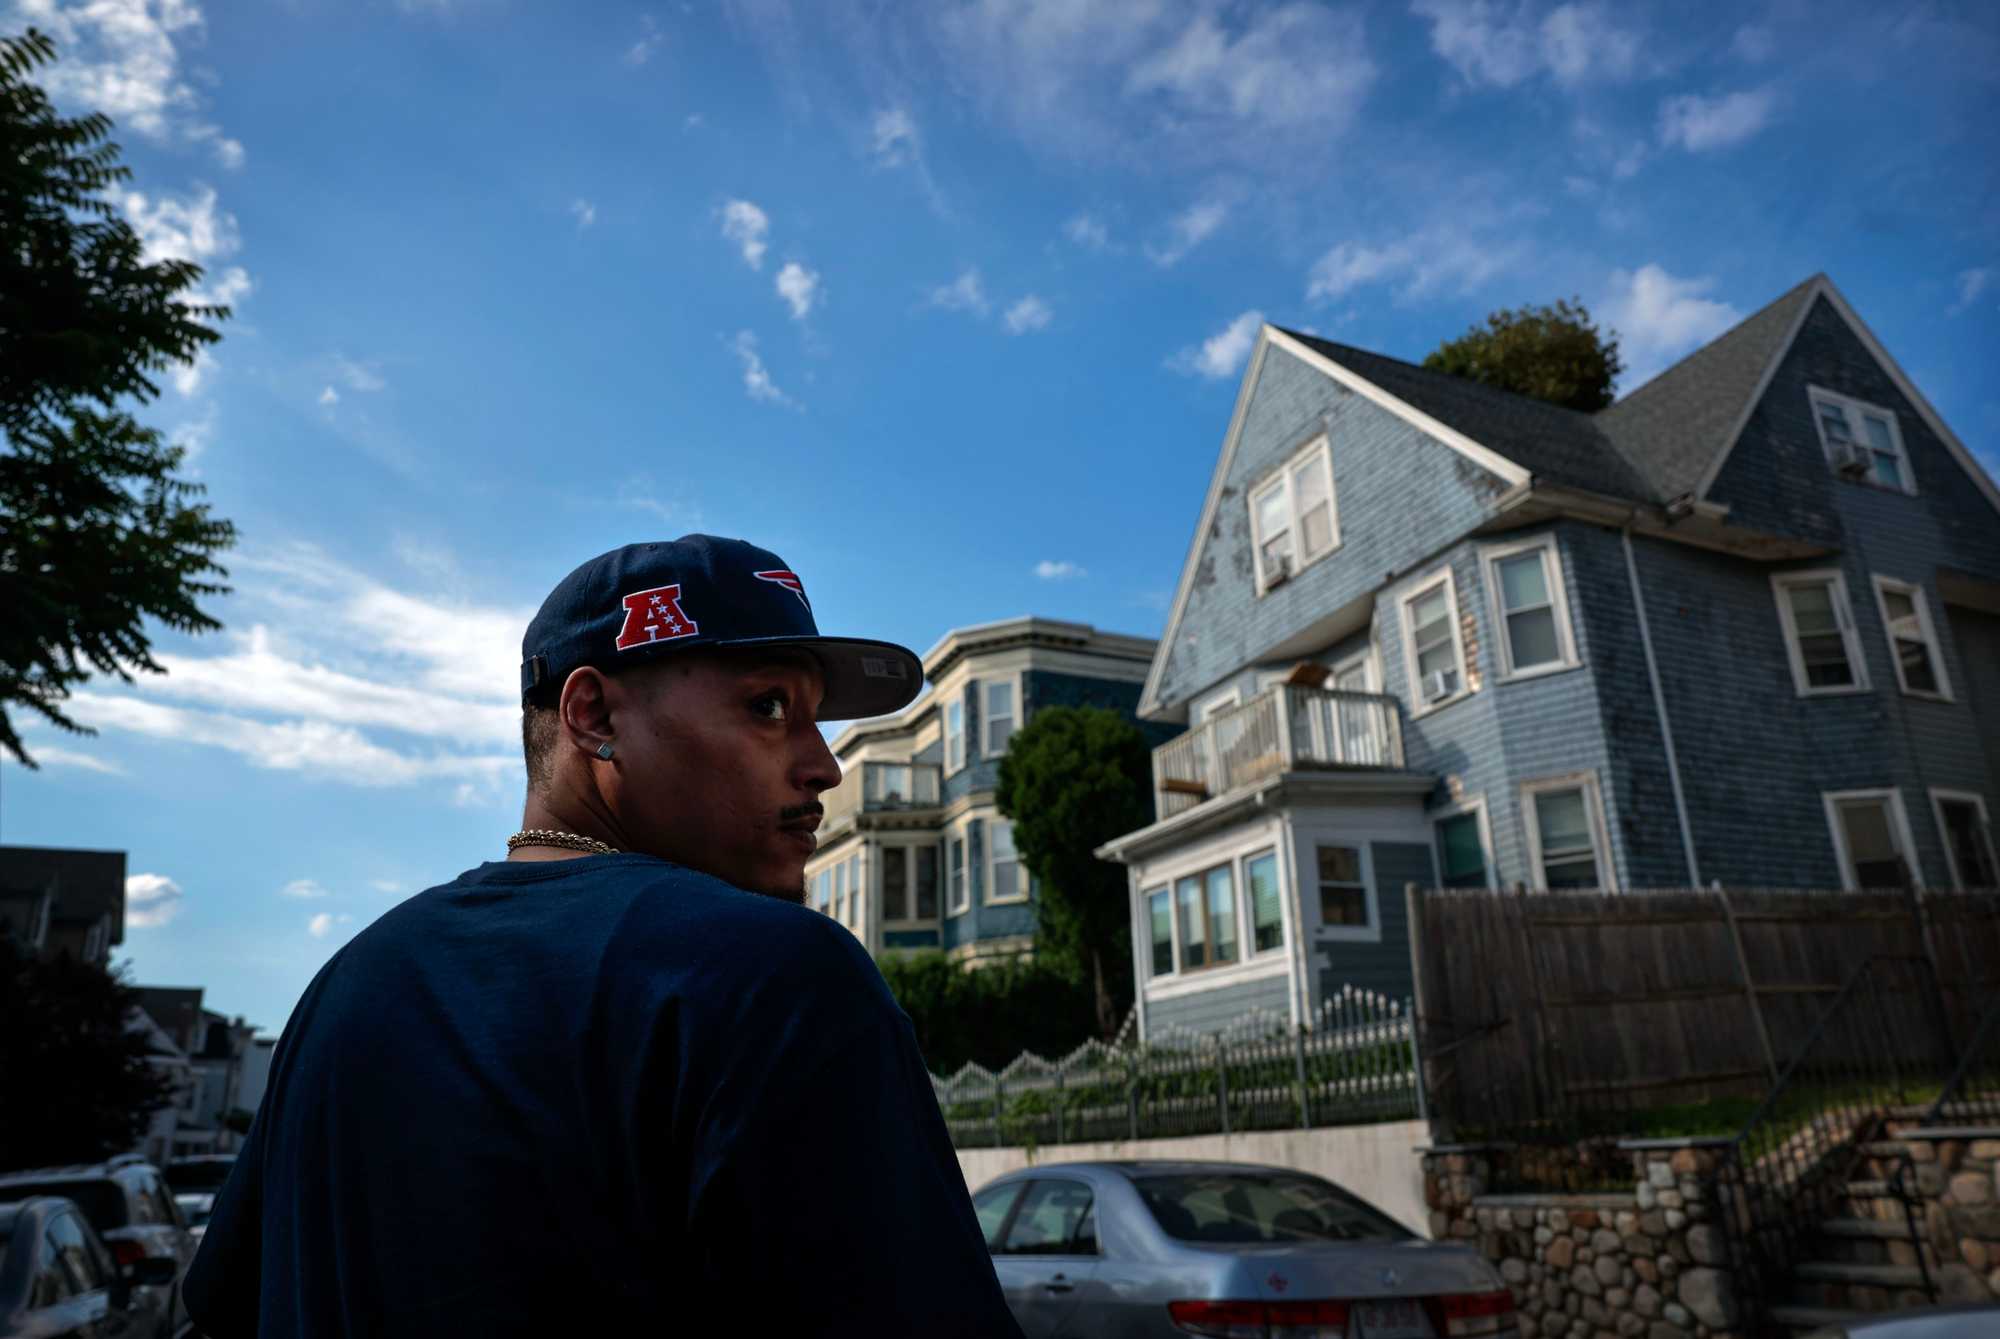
1480;534;1581;682
1243;846;1287;957
1870;575;1953;702
1822;787;1920;892
945;827;971;917
1329;646;1380;692
1143;843;1267;981
981;672;1024;759
1431;794;1498;892
1520;772;1618;892
1771;569;1871;698
1312;840;1381;944
1193;685;1241;727
879;843;941;926
1808;384;1916;496
1248;435;1340;596
1929;788;1998;890
1400;565;1472;718
944;696;967;776
985;814;1029;906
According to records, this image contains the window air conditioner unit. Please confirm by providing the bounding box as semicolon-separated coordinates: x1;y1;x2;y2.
1424;670;1455;702
1265;554;1292;589
1833;441;1870;478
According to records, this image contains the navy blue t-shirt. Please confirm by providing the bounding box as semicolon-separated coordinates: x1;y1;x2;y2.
183;854;1022;1337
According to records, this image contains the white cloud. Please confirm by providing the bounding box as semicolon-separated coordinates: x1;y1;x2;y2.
1034;559;1086;580
571;198;596;230
14;743;126;774
928;268;990;316
280;878;329;899
1658;88;1776;152
209;134;245;169
1411;0;1640;89
19;0;222;147
331;356;386;393
1147;198;1229;268
169;402;217;462
369;879;406;895
871;106;921;167
318;386;339;406
625;15;664;65
1169;310;1264;379
1601;264;1742;390
1730;24;1773;62
1950;267;1994;316
1305;225;1527;305
121;185;240;267
719;199;770;269
1064;214;1111;249
729;330;796;408
125;873;183;928
307;912;353;939
171;348;215;397
1003;295;1053;334
775;261;822;320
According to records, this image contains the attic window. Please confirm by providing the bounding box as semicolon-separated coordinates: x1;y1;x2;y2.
1809;386;1913;496
1249;435;1339;594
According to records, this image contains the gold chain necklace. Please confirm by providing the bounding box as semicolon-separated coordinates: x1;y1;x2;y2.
506;829;620;856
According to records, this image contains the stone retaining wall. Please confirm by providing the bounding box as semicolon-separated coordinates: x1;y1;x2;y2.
1897;1127;2000;1304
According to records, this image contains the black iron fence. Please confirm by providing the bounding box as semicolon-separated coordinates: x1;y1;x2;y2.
930;987;1423;1150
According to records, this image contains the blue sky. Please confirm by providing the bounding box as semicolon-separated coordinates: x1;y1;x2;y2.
4;0;1996;1034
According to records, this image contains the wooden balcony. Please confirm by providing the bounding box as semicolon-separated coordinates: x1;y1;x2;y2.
1152;685;1407;819
821;760;945;828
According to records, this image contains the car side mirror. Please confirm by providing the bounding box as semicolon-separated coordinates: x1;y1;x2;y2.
124;1255;178;1288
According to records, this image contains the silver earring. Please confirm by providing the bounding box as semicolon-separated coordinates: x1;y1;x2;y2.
595;742;615;761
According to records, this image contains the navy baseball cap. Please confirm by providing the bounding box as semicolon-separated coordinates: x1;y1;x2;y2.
519;536;923;722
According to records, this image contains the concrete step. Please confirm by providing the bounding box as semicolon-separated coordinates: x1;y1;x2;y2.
1767;1303;1861;1335
1816;1217;1918;1241
1857;1140;1915;1157
1792;1260;1930;1289
1846;1179;1893;1198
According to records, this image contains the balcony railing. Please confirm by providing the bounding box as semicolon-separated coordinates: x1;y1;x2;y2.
822;760;945;827
1153;685;1406;819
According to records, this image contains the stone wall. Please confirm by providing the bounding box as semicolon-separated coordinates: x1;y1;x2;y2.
1899;1127;2000;1305
1422;1141;1746;1339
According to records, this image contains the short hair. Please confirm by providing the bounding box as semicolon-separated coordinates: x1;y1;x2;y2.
521;705;560;793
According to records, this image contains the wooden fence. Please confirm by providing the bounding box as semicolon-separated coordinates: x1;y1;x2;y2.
1407;886;2000;1139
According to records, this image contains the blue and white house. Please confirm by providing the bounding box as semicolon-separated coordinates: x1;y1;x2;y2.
806;617;1175;965
1099;273;2000;1039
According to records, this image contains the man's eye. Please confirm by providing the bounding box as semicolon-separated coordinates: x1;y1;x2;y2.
751;693;789;722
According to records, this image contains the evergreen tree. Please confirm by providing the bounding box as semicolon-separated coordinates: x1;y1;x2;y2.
1422;297;1624;411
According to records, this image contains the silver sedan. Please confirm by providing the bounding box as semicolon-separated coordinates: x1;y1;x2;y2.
971;1160;1517;1339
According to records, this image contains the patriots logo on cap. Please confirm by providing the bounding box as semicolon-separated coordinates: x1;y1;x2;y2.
754;569;810;610
614;584;700;650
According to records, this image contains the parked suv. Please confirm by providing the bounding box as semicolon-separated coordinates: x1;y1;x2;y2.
0;1195;178;1336
0;1161;194;1337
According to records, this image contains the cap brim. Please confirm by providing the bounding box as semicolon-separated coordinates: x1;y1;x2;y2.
701;635;925;722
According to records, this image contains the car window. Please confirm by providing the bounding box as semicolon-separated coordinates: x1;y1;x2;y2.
141;1173;181;1229
1000;1180;1095;1256
0;1180;127;1229
1134;1172;1412;1244
125;1174;159;1225
971;1183;1023;1249
30;1221;71;1305
1071;1203;1099;1255
47;1212;105;1294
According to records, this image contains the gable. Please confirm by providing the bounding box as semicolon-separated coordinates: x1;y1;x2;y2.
1141;334;1516;717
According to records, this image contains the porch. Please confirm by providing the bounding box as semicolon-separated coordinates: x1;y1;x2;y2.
1152;684;1410;819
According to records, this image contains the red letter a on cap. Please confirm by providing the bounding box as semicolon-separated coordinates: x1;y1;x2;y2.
615;584;700;651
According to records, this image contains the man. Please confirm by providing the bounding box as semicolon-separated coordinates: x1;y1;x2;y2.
184;535;1024;1337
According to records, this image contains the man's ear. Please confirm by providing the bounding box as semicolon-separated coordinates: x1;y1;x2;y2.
558;667;616;760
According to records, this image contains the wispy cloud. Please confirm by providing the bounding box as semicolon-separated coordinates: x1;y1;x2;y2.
1063;214;1111;250
625;14;664;66
280;879;329;900
119;184;248;395
23;0;237;159
1003;295;1053;335
1601;264;1742;390
1034;559;1086;580
1949;267;1994;317
308;912;354;939
1147;199;1229;268
318;386;340;407
570;198;596;230
1305;224;1529;305
125;874;183;928
1730;24;1774;62
11;744;127;775
775;261;822;320
730;330;797;408
719;199;770;269
1169;310;1263;380
1658;88;1776;152
928;268;990;317
871;106;921;168
1411;0;1641;89
331;356;386;394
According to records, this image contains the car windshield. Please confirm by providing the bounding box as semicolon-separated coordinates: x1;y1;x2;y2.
0;1181;126;1230
175;1195;214;1227
166;1160;235;1193
1134;1171;1413;1245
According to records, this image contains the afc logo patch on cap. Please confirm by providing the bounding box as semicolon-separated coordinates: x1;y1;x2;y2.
614;584;700;651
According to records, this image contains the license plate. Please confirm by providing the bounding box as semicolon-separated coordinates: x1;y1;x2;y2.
1354;1299;1435;1339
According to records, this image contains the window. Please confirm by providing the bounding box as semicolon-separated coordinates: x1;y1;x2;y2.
1401;569;1468;711
972;1183;1024;1248
945;699;966;774
1932;790;1999;889
1772;570;1868;696
915;846;940;919
948;836;968;914
832;861;846;922
1147;888;1173;976
1523;775;1615;891
999;1180;1097;1256
846;855;862;925
1872;576;1951;700
1175;875;1207;970
883;847;909;920
46;1212;101;1295
1809;387;1913;494
1249;436;1339;592
1317;846;1370;928
983;679;1017;757
1825;789;1917;890
1246;851;1283;953
1134;1171;1413;1245
1435;807;1492;890
1481;536;1577;679
813;867;831;914
988;820;1024;903
1206;865;1239;965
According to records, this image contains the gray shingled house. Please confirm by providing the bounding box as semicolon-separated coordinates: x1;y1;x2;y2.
1097;274;2000;1040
